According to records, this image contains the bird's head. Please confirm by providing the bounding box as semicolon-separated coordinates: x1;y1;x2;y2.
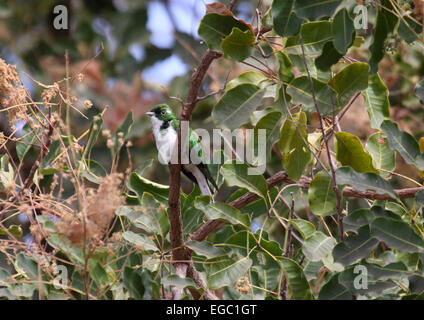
146;104;176;122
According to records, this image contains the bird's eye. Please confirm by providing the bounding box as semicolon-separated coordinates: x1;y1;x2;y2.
161;110;166;115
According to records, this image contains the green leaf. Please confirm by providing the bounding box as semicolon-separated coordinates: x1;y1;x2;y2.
221;27;254;62
198;13;251;51
302;231;337;262
343;208;375;233
315;41;344;71
186;241;226;259
335;166;397;199
88;259;109;287
117;193;169;237
251;111;284;161
162;275;200;292
369;0;398;73
276;52;295;82
415;80;424;105
371;217;424;253
223;230;283;259
16;254;38;279
289;219;316;239
339;265;398;295
416;189;424;207
220;162;268;200
122;231;159;252
83;113;103;159
213;83;266;130
361;261;408;281
278;257;313;300
287;76;338;115
398;15;423;44
123;267;145;299
333;226;379;266
328;62;369;106
42;140;60;167
365;132;395;175
225;71;268;91
308;171;336;216
285;21;333;57
194;196;250;228
334;131;377;173
127;172;169;205
362;73;390;129
278;111;312;180
0;267;11;286
381;120;424;171
318;274;351;300
271;0;303;37
81;159;107;184
294;0;342;21
16;124;37;162
332;8;355;54
207;256;252;290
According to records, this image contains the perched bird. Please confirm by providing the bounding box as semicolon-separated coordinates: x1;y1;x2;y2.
146;104;218;199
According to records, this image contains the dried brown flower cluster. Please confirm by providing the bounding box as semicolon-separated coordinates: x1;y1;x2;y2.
0;58;27;126
234;276;250;294
56;173;123;246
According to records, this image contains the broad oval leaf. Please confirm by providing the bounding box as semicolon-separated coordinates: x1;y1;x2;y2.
416;80;424;105
318;273;351;300
278;257;313;300
302;231;336;262
220;162;268;200
335;166;397;199
122;231;159;252
221;27;255;62
363;73;390;129
371;217;424;253
381;120;424;171
198;13;252;51
287;76;339;115
285;21;333;57
328;62;369;106
308;171;336;216
332;8;355;54
213;83;266;130
333;226;379;266
207;256;252;290
334;131;377;173
194;196;250;228
127;172;169;205
272;0;303;37
365;132;395;176
289;219;316;239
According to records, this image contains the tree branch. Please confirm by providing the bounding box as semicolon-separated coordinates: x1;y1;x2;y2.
168;49;222;299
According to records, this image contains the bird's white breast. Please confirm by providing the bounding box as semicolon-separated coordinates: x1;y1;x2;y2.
150;117;177;164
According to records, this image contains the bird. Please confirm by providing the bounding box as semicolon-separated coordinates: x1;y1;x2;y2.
146;104;218;200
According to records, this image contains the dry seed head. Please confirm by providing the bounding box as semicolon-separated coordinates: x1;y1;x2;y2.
102;129;111;138
57;173;123;246
107;139;114;149
83;100;93;110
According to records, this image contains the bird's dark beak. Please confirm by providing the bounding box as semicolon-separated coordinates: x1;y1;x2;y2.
146;112;154;117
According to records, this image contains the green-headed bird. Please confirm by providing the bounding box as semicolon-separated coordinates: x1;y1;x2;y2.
146;104;218;200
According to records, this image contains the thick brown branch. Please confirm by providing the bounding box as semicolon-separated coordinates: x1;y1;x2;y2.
182;50;222;121
168;48;222;299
